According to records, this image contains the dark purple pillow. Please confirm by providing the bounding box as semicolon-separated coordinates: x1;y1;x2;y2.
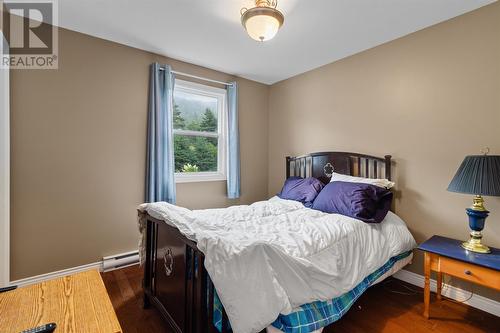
312;181;393;223
278;177;325;207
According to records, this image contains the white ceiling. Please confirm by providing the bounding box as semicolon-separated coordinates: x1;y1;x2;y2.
56;0;496;84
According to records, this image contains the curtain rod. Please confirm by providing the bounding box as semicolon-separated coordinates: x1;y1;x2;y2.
159;67;233;86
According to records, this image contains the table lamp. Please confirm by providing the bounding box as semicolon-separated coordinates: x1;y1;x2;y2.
447;149;500;253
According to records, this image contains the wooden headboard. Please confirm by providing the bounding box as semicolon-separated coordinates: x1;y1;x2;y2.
286;152;392;185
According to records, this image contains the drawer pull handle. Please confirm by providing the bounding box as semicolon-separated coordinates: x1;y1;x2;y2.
464;270;472;275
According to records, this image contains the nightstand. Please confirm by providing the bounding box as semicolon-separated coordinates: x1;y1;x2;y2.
418;235;500;318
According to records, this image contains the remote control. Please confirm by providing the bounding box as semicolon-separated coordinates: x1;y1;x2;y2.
0;285;17;293
20;323;57;333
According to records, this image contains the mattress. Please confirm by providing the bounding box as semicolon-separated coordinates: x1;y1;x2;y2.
213;251;413;333
138;197;416;333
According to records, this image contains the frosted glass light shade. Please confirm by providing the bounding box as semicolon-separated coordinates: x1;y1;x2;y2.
241;7;284;42
245;14;280;41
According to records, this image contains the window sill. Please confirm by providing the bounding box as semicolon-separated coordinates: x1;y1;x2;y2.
175;172;227;184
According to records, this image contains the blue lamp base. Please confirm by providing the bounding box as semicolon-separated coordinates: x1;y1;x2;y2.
462;205;491;254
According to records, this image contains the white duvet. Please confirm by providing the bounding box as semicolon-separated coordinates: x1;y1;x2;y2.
138;197;416;333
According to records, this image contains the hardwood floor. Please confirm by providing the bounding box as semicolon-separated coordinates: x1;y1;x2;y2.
101;264;172;333
102;265;499;333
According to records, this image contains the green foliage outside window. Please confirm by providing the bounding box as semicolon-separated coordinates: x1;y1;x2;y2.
181;163;199;173
174;105;218;172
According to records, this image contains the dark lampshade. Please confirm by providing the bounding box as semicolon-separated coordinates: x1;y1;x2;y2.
447;155;500;196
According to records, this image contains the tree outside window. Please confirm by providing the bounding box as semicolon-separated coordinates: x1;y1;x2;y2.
173;80;227;182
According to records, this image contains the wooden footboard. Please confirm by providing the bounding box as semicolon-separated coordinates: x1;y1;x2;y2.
141;212;233;333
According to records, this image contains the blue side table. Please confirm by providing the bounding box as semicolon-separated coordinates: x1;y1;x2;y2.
418;235;500;318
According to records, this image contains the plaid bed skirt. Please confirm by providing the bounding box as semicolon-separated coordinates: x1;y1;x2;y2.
213;251;412;333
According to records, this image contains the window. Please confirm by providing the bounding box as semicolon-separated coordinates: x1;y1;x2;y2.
173;80;227;183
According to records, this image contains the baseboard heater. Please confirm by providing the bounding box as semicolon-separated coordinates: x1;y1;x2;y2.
102;250;139;272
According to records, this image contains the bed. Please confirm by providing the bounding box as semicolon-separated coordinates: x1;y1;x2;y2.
138;152;416;333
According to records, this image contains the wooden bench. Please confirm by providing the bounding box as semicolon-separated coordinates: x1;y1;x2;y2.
0;270;122;333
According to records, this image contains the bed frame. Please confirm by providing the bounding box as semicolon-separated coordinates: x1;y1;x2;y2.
139;152;392;333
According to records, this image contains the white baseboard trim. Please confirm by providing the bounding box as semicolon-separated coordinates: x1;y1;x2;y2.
10;250;140;288
9;258;498;318
10;261;103;287
393;269;500;317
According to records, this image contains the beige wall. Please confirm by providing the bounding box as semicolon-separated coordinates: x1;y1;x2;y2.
10;28;269;280
10;1;500;302
268;3;500;300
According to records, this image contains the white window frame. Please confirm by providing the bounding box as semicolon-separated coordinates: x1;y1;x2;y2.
0;32;10;287
173;79;227;183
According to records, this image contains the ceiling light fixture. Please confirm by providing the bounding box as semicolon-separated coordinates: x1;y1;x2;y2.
241;0;284;42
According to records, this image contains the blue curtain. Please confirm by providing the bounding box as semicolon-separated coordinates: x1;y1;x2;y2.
145;63;176;203
227;82;240;199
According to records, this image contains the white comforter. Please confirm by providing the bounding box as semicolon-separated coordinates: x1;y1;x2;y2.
138;197;416;333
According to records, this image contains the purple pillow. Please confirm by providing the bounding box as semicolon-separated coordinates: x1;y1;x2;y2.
278;177;325;207
312;181;393;223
